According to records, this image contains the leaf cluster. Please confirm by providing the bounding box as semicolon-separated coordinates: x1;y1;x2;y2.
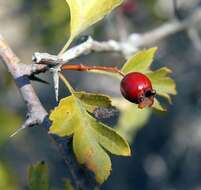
49;0;177;184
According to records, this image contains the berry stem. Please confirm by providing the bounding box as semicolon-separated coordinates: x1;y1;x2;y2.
62;64;125;77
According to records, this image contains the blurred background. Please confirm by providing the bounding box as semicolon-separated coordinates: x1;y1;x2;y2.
1;0;201;189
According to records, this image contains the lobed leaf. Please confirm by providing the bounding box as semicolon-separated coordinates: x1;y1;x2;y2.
121;47;157;74
89;116;131;156
73;91;112;113
49;96;78;137
147;67;177;103
49;95;130;184
73;124;111;183
121;48;176;109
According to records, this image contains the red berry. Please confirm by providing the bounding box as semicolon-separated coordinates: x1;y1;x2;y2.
120;72;156;108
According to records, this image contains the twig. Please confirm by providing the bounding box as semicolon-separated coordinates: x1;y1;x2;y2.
62;64;125;77
0;34;99;190
33;37;121;65
32;7;201;68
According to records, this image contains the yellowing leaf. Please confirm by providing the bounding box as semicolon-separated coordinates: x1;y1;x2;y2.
121;47;157;74
28;161;49;190
49;96;78;136
89;116;131;156
73;124;111;183
49;95;130;184
74;91;112;113
62;0;123;52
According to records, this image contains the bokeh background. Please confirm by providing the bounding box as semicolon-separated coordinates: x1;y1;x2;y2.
1;0;201;189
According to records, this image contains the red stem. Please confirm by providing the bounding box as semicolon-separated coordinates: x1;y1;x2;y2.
61;64;125;77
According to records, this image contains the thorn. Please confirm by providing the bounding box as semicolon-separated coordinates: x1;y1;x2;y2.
10;125;26;138
52;68;60;102
29;75;49;84
10;117;37;138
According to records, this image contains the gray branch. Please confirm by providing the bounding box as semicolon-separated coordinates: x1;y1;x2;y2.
0;35;99;190
33;7;201;68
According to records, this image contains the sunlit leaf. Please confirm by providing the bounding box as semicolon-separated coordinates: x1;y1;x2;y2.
62;0;123;52
121;47;157;74
28;161;49;190
121;48;176;108
49;95;130;183
73;123;111;183
147;67;177;103
49;96;78;137
89;116;131;156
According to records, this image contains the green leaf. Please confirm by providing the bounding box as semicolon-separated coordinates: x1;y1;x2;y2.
121;48;176;108
49;95;130;184
73;91;112;112
28;161;49;190
62;0;123;52
113;48;176;143
113;98;151;142
147;67;177;103
121;47;157;74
